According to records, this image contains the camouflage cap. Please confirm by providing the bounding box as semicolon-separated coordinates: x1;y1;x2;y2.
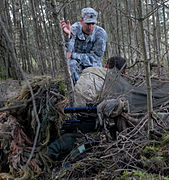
81;8;98;24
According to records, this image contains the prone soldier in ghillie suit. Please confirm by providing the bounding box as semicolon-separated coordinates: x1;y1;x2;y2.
48;57;130;160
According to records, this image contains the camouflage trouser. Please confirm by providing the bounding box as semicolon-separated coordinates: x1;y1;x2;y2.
69;59;83;85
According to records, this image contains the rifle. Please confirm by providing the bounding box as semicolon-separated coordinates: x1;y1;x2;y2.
62;105;97;134
62;104;117;140
64;106;97;113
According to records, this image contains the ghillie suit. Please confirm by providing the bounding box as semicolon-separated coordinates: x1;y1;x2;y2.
0;76;69;179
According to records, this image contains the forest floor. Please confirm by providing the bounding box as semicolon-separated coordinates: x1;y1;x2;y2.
0;79;22;99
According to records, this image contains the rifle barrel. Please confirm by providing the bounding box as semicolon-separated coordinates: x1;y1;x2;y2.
64;106;97;113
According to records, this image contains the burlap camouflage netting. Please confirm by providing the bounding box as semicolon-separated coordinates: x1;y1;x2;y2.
0;76;69;179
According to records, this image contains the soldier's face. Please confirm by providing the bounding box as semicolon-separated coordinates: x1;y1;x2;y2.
80;19;96;35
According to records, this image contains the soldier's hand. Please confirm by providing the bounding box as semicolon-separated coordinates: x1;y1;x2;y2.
67;52;72;59
60;20;71;39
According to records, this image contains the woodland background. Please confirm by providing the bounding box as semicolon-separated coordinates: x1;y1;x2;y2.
0;0;168;82
0;0;169;179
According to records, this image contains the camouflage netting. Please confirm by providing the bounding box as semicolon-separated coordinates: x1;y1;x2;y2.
74;67;169;113
0;76;69;179
99;68;169;113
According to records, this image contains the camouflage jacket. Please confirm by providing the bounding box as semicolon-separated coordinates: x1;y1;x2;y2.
66;22;107;67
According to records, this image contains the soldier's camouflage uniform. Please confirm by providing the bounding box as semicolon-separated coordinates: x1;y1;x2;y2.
66;22;107;85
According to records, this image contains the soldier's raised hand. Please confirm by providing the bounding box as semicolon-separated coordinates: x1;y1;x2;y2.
60;20;71;39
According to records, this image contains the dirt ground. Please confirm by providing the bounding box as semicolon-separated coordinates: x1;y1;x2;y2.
0;79;22;100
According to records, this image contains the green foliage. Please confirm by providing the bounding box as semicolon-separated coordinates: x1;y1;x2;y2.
162;133;169;146
0;67;6;80
115;170;169;180
142;142;161;159
57;79;67;94
143;144;160;152
0;76;5;80
90;157;98;162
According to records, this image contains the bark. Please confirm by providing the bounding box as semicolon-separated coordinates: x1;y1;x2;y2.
151;0;160;74
30;0;46;74
89;0;93;7
45;4;59;77
154;0;161;75
18;0;31;73
136;0;154;137
133;0;141;72
100;2;108;61
162;0;169;68
119;3;126;58
145;0;152;61
51;0;74;106
115;0;121;56
0;15;22;80
125;0;133;64
70;1;78;23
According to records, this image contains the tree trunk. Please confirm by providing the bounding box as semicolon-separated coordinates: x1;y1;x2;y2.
154;0;161;75
151;0;160;74
30;0;46;74
119;3;126;58
145;0;152;61
125;0;133;64
51;0;74;106
162;0;169;68
136;0;154;137
0;15;22;80
115;0;121;56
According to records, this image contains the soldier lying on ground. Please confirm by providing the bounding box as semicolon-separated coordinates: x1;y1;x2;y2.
48;56;128;160
74;56;127;107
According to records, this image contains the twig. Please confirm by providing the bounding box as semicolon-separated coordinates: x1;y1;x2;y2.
0;104;26;112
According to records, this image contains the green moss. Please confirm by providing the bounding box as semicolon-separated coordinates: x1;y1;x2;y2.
54;78;67;95
58;80;67;94
91;157;98;162
162;134;169;146
115;170;169;180
143;145;160;152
